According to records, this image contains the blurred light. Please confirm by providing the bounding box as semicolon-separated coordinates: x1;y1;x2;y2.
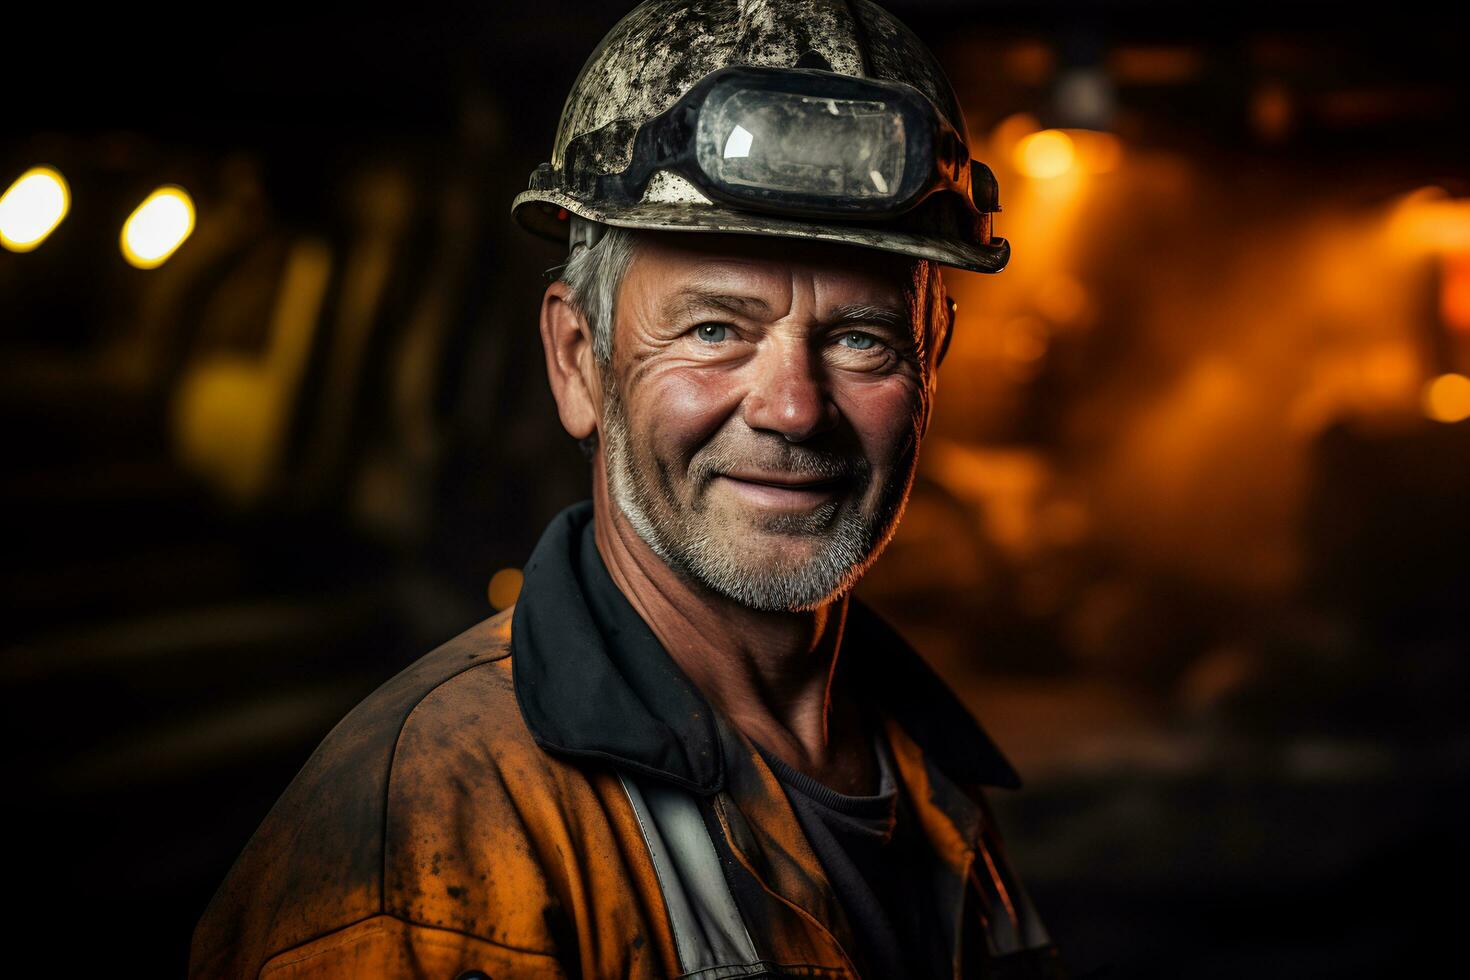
1251;84;1295;142
1387;186;1470;254
1039;497;1090;546
1361;345;1418;399
488;568;524;610
999;315;1049;382
121;185;195;268
171;239;333;504
989;113;1042;160
1014;129;1076;179
1423;373;1470;423
1318;88;1421;127
1054;67;1116;131
1002;315;1049;363
1036;274;1093;327
1002;41;1054;85
1441;252;1470;333
925;440;1050;558
1069;129;1123;174
1107;46;1202;85
0;166;70;252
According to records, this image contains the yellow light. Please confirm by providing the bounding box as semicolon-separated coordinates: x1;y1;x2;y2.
120;185;195;269
488;568;524;610
0;166;70;252
1423;373;1470;423
1013;129;1076;180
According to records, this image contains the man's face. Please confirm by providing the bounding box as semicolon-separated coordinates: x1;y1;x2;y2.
598;232;939;612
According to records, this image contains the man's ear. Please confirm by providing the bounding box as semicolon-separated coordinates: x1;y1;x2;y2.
918;270;953;439
539;281;602;441
937;295;957;368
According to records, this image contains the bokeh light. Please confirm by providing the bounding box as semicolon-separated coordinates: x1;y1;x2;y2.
488;568;524;609
1422;372;1470;423
0;166;70;252
1013;129;1077;179
120;185;196;269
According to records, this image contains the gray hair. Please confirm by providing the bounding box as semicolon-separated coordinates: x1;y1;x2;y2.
559;219;640;366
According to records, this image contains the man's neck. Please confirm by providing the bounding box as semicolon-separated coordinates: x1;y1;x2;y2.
590;480;877;796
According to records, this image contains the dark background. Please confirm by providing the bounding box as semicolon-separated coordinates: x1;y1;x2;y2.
4;1;1467;976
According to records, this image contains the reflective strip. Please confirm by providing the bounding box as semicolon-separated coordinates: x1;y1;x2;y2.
972;825;1054;957
618;772;762;977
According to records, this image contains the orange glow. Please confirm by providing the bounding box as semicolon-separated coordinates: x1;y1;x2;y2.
956;97;1449;595
1251;84;1294;142
1422;373;1470;423
990;113;1042;157
1387;186;1470;254
1036;274;1093;328
924;440;1052;559
1107;46;1202;84
1002;41;1053;85
1288;346;1421;437
488;568;524;610
1001;315;1049;370
1070;130;1123;174
1442;252;1470;333
1014;129;1076;179
1360;345;1419;400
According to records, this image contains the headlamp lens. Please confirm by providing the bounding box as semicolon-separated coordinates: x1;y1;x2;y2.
695;85;908;203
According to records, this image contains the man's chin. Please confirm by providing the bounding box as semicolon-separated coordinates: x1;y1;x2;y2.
616;481;889;610
700;508;872;573
713;527;840;566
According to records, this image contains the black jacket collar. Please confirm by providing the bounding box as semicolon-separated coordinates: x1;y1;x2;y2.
511;501;1020;795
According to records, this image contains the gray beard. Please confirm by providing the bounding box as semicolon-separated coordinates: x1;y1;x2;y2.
599;381;915;612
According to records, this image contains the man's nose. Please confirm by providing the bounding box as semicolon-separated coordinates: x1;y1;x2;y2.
740;341;839;442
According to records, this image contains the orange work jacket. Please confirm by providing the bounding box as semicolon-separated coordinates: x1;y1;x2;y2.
190;503;1066;978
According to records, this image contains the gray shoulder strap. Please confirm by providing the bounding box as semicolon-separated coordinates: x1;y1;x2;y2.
618;772;762;977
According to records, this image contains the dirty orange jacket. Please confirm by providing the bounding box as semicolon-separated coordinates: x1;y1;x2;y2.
190;503;1065;978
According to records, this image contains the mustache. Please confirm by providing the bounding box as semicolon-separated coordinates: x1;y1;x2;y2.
689;437;869;484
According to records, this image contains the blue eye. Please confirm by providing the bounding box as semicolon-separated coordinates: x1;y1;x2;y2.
694;323;729;343
838;332;877;350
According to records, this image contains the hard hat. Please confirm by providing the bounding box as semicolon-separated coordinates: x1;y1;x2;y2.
511;0;1009;274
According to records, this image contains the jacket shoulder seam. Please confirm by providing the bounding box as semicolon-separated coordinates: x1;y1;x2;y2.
380;629;514;911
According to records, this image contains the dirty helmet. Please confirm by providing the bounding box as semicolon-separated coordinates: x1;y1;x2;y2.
511;0;1009;274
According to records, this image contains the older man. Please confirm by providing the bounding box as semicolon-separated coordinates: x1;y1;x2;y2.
191;1;1066;977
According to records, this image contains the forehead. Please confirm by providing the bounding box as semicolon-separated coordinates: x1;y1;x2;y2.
621;231;921;312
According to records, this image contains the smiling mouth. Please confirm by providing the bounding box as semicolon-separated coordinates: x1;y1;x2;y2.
713;471;850;508
722;471;847;490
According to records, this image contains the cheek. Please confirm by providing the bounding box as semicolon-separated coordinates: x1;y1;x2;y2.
623;364;742;461
833;376;924;469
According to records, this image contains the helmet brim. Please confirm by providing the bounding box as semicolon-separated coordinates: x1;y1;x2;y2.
512;190;1010;275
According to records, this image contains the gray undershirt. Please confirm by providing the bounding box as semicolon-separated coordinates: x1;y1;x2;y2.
754;733;951;978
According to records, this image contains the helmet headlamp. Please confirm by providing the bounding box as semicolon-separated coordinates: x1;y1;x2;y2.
569;66;997;224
